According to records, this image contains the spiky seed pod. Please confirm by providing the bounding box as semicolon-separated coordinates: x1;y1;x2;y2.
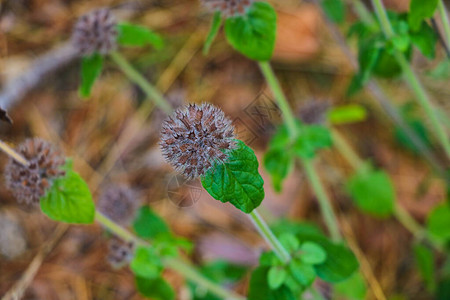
97;185;140;227
106;237;135;269
297;100;331;125
200;0;254;18
4;138;66;205
160;103;236;179
72;8;118;56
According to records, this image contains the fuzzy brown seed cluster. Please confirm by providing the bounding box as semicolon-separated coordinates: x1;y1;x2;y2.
201;0;254;17
97;185;140;227
106;237;135;269
4;138;66;205
160;103;236;179
72;8;118;56
298;100;331;125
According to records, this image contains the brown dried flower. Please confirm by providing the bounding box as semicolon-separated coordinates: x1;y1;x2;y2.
201;0;254;18
72;8;118;56
297;100;331;125
97;185;140;227
106;237;135;269
4;138;66;205
160;103;236;179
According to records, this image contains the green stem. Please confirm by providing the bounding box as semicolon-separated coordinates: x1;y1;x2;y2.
303;159;342;242
369;0;450;158
331;129;365;170
438;0;450;48
258;61;297;137
109;51;172;114
248;209;291;264
94;212;244;300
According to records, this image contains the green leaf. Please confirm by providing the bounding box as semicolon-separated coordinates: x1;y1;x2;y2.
117;23;164;49
133;206;170;239
288;259;316;286
346;165;395;217
135;276;175;300
264;146;294;193
321;0;345;24
293;124;332;159
327;104;368;125
279;233;300;253
268;266;287;290
410;22;438;59
248;266;296;300
79;53;103;98
334;272;367;300
203;11;223;55
413;244;436;292
224;2;277;61
427;202;450;242
40;170;95;224
408;0;438;31
299;242;327;265
201;140;264;213
130;246;163;279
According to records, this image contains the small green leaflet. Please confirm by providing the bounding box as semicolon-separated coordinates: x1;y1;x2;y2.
293;124;332;160
321;0;345;24
268;266;287;290
299;242;327;265
40;164;95;224
117;23;164;49
203;11;223;55
334;272;367;300
224;2;277;61
288;258;316;286
346;164;395;217
79;53;103;98
413;244;436;292
135;276;175;300
130;246;163;279
248;266;296;300
327;104;368;125
427;202;450;242
133;206;170;240
410;22;438;59
408;0;439;31
201;140;264;213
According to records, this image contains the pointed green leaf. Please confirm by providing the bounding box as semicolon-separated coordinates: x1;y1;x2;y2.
117;23;163;49
268;266;287;290
133;206;170;239
427;202;450;242
203;11;223;55
408;0;438;31
410;22;438;59
201;140;264;213
79;53;103;98
413;244;436;292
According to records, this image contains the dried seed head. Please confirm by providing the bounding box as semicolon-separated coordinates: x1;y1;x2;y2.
106;237;135;269
160;103;236;179
297;100;331;125
4;138;66;205
97;185;140;226
72;8;118;56
200;0;254;18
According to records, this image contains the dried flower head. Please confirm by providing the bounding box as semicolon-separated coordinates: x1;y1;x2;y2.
107;237;135;269
72;8;118;56
201;0;254;18
97;185;140;226
160;103;236;179
297;100;331;125
4;138;66;205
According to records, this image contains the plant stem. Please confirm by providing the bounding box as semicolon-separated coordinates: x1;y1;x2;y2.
109;51;172;114
248;209;291;264
258;61;297;137
438;0;450;48
303;159;342;242
369;0;450;158
0;140;29;167
331;129;365;170
94;212;245;300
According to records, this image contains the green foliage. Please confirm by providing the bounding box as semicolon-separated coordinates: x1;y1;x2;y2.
408;0;438;31
135;276;175;300
327;104;368;125
201;140;264;213
248;266;296;300
268;266;288;289
288;258;316;287
133;206;170;239
130;246;163;279
293;124;332;159
79;53;103;98
298;242;327;265
334;272;367;300
117;23;163;49
224;2;277;61
427;202;450;242
346;164;395;217
321;0;345;24
203;11;223;55
410;22;438;59
413;244;436;292
40;162;95;224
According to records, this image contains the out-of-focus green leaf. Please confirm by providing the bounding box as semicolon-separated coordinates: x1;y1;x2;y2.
133;206;170;239
408;0;438;31
327;104;368;125
427;202;450;242
117;23;163;49
135;276;175;300
203;11;223;55
79;53;103;98
322;0;345;24
334;272;367;300
413;244;436;292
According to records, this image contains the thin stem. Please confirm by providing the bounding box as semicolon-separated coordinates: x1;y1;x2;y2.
109;51;172;114
331;129;365;170
0;140;29;167
303;159;342;242
95;212;244;300
438;0;450;48
369;0;450;158
248;209;291;264
258;61;297;137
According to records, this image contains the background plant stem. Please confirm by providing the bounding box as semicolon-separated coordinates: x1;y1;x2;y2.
438;0;450;48
109;51;172;114
369;0;450;159
248;209;291;263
